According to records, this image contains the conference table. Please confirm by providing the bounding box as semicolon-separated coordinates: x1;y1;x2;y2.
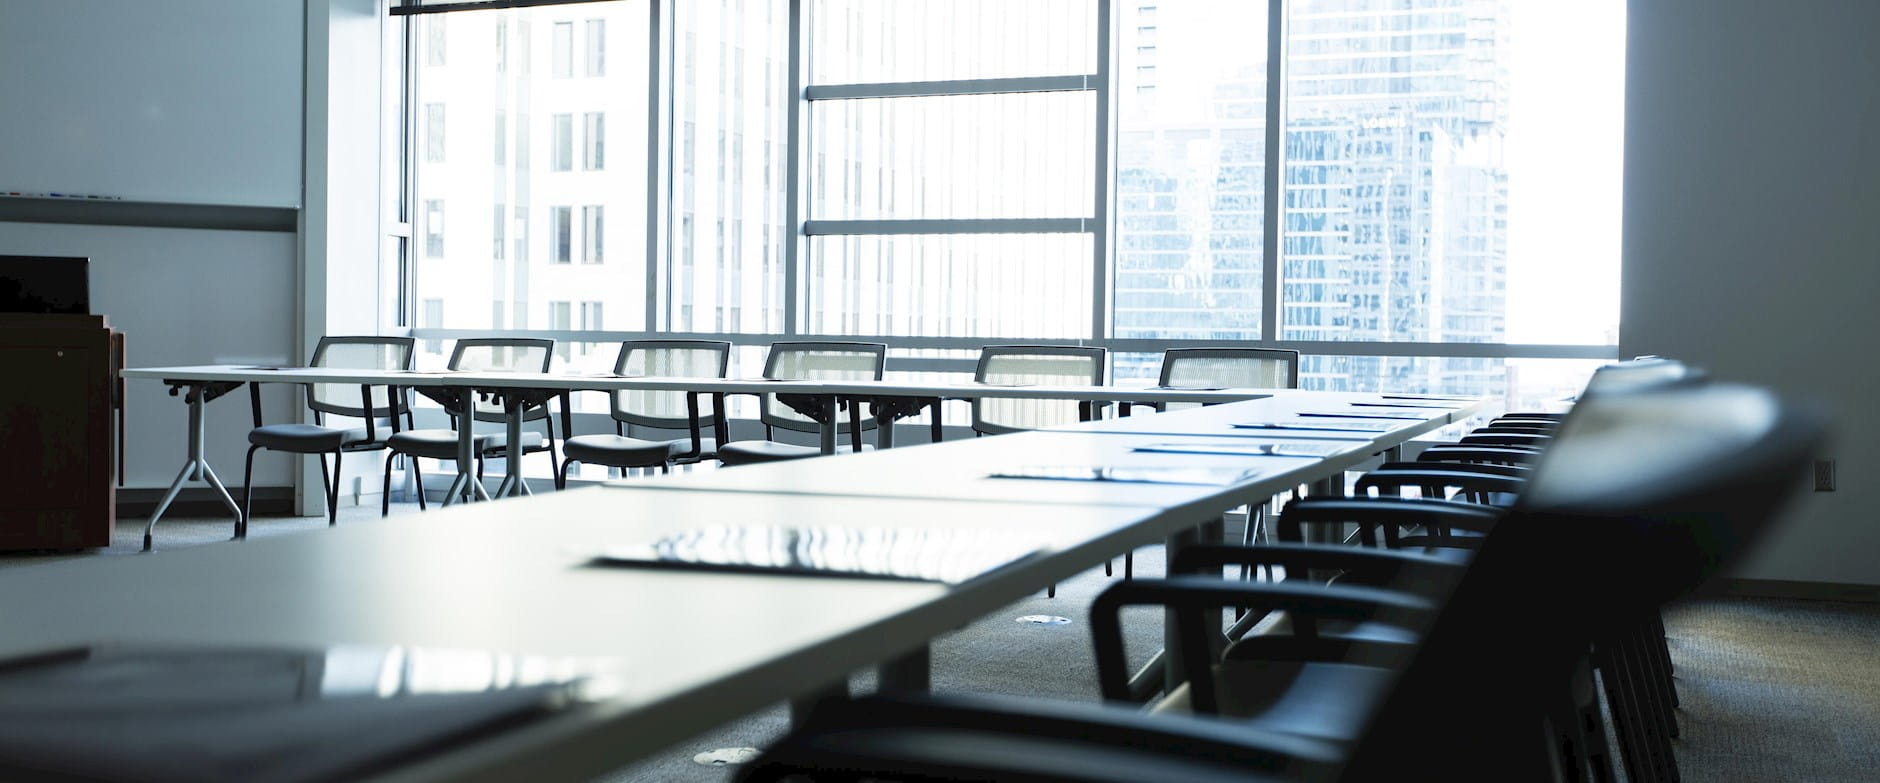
118;365;1291;550
12;379;1485;780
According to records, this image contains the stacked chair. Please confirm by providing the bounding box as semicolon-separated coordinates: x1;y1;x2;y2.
739;361;1824;782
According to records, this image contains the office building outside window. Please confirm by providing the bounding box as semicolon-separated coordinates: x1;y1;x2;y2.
551;113;573;171
552;21;572;78
424;103;445;162
423;199;443;257
582;206;603;264
584;19;605;77
551;206;572;264
582;112;604;170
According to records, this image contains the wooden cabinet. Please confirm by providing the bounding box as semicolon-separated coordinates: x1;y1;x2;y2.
0;314;121;549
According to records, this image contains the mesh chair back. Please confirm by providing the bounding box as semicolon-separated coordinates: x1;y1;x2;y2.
972;345;1107;435
306;336;415;419
448;338;556;423
610;340;732;429
759;342;887;434
1158;347;1299;389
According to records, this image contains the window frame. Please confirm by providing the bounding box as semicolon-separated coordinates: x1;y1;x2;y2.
392;0;1618;380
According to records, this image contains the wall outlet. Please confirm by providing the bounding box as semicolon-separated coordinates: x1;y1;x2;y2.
1814;459;1836;492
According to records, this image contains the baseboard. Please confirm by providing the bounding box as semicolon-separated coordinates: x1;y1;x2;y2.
115;486;292;518
1711;578;1880;603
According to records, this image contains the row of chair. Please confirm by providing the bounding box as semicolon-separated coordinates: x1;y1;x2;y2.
736;357;1825;782
238;337;1302;531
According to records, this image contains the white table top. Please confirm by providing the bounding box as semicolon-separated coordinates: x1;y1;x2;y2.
119;365;1280;405
0;487;1174;783
91;366;1484;780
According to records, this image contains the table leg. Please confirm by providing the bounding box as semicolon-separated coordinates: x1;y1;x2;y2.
818;394;838;455
443;384;491;506
142;384;242;551
789;680;850;728
500;390;526;498
877;645;930;693
1161;522;1204;693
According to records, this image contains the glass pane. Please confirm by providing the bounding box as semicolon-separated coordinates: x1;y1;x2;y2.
803;234;1092;338
809;92;1095;220
669;0;789;334
1113;0;1268;341
410;4;649;335
810;0;1096;84
1280;0;1624;345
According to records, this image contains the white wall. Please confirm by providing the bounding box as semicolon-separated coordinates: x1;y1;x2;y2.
0;222;300;488
0;0;306;492
1622;0;1880;585
0;0;303;206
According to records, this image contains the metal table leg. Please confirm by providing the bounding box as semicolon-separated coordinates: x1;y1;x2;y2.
142;382;242;551
442;384;491;507
818;393;838;455
878;645;931;693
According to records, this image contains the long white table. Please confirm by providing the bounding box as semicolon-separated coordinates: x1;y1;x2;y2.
119;365;1283;548
0;392;1482;780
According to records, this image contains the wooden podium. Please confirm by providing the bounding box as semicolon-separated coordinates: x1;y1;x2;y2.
0;314;123;549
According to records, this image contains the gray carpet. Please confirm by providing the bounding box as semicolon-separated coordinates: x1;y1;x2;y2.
4;505;1875;782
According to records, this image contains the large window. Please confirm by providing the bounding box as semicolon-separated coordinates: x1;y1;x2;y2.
405;2;648;356
395;0;1622;400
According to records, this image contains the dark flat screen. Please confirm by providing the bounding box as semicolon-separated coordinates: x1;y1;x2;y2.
0;255;89;315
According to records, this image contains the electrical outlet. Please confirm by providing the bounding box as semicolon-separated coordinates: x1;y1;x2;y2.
1813;459;1836;492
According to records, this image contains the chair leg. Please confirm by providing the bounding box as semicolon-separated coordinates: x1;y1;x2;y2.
382;452;395;517
327;451;342;525
318;454;332;517
240;444;262;539
1125;550;1134;580
558;458;575;491
416;458;429;510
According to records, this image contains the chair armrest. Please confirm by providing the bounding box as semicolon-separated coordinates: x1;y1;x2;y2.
1413;444;1540;465
1170;542;1464;585
1090;577;1437;706
1352;468;1526;502
1376;460;1531;478
1275;497;1502;546
748;692;1342;783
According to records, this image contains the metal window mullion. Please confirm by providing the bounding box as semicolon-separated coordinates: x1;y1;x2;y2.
1261;0;1286;346
404;327;1621;361
805;218;1092;236
805;75;1094;100
645;0;669;332
784;0;808;336
1093;0;1115;343
390;0;619;16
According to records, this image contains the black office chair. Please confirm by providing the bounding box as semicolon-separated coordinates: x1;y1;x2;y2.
559;340;731;487
738;380;1826;783
381;337;556;513
241;336;414;535
717;341;887;467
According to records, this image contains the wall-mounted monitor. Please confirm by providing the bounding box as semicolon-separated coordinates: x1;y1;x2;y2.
0;255;90;315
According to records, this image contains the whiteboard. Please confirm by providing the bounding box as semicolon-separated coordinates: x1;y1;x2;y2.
0;0;304;208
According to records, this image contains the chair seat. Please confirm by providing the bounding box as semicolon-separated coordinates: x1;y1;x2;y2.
248;423;373;453
1152;660;1397;742
564;434;679;468
717;440;872;467
387;429;493;460
480;431;548;453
